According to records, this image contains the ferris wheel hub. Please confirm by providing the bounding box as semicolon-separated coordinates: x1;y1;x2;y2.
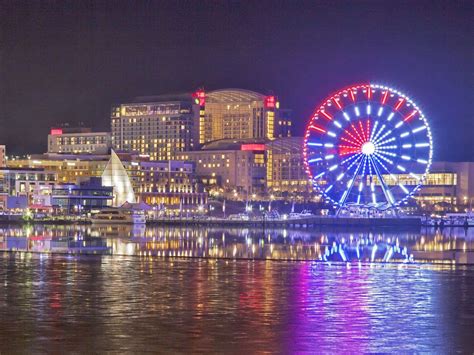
361;141;376;155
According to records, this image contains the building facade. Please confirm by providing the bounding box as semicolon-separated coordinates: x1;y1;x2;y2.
52;177;113;213
8;154;109;184
8;152;205;209
0;168;57;208
0;145;5;167
178;139;266;197
48;127;111;155
276;109;292;138
197;89;287;145
414;162;474;210
135;160;205;206
265;137;311;197
111;94;199;160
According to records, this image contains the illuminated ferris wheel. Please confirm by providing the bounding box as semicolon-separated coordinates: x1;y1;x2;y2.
303;83;433;210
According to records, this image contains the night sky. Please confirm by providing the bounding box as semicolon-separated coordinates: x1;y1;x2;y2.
1;1;472;160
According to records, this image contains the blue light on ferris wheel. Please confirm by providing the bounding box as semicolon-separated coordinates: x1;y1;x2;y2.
303;83;433;209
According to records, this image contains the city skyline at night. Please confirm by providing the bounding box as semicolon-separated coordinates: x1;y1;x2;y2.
1;1;472;161
1;2;474;353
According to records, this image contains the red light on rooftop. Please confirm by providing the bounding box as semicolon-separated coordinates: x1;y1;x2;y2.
50;128;63;135
241;144;265;151
193;89;206;106
264;96;276;108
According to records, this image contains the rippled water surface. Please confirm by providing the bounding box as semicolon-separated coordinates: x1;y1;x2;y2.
1;225;474;352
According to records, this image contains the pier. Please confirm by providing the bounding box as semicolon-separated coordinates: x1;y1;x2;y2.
147;216;423;228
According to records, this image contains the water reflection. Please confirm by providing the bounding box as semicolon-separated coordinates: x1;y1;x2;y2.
0;224;473;263
1;253;473;352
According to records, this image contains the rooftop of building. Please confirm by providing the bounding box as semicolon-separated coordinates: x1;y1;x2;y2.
206;89;267;103
0;167;49;172
20;153;111;162
49;130;110;137
265;137;304;152
201;138;266;151
123;93;194;105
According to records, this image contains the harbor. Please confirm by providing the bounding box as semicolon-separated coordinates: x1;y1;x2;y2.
1;223;474;264
1;209;473;229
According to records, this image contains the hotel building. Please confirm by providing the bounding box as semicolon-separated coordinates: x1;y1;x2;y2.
197;89;290;146
265;137;312;197
276;109;292;138
111;94;199;160
48;127;111;155
178;139;266;197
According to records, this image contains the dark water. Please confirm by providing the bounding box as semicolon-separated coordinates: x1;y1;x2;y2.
1;225;474;352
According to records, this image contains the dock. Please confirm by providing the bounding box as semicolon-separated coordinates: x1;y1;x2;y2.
147;216;423;228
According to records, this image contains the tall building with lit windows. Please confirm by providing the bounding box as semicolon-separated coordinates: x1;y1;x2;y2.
177;139;266;196
48;127;111;155
196;89;289;146
0;145;5;167
266;137;311;196
111;94;199;160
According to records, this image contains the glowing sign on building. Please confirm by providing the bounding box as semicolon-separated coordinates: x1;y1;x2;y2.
193;89;206;144
241;144;265;151
264;96;276;109
50;129;63;135
193;89;206;106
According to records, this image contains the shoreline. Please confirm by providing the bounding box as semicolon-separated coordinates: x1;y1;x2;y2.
0;216;471;228
2;249;474;266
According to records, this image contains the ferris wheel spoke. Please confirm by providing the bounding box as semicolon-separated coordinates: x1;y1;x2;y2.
375;136;396;146
345;127;364;146
374;151;394;165
369;155;394;206
356;155;369;204
369;120;379;141
341;151;361;165
352;123;365;143
374;128;392;144
339;155;365;205
370;124;386;143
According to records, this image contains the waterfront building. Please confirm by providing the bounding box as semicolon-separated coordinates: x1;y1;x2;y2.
178;139;266;197
111;94;198;160
7;154;109;183
48;127;111;155
52;177;113;213
197;89;287;145
0;168;57;209
369;161;474;211
414;162;474;211
6;152;205;210
0;145;5;167
265;137;312;197
133;160;205;207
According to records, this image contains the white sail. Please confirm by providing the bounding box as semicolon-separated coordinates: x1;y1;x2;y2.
102;150;136;207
